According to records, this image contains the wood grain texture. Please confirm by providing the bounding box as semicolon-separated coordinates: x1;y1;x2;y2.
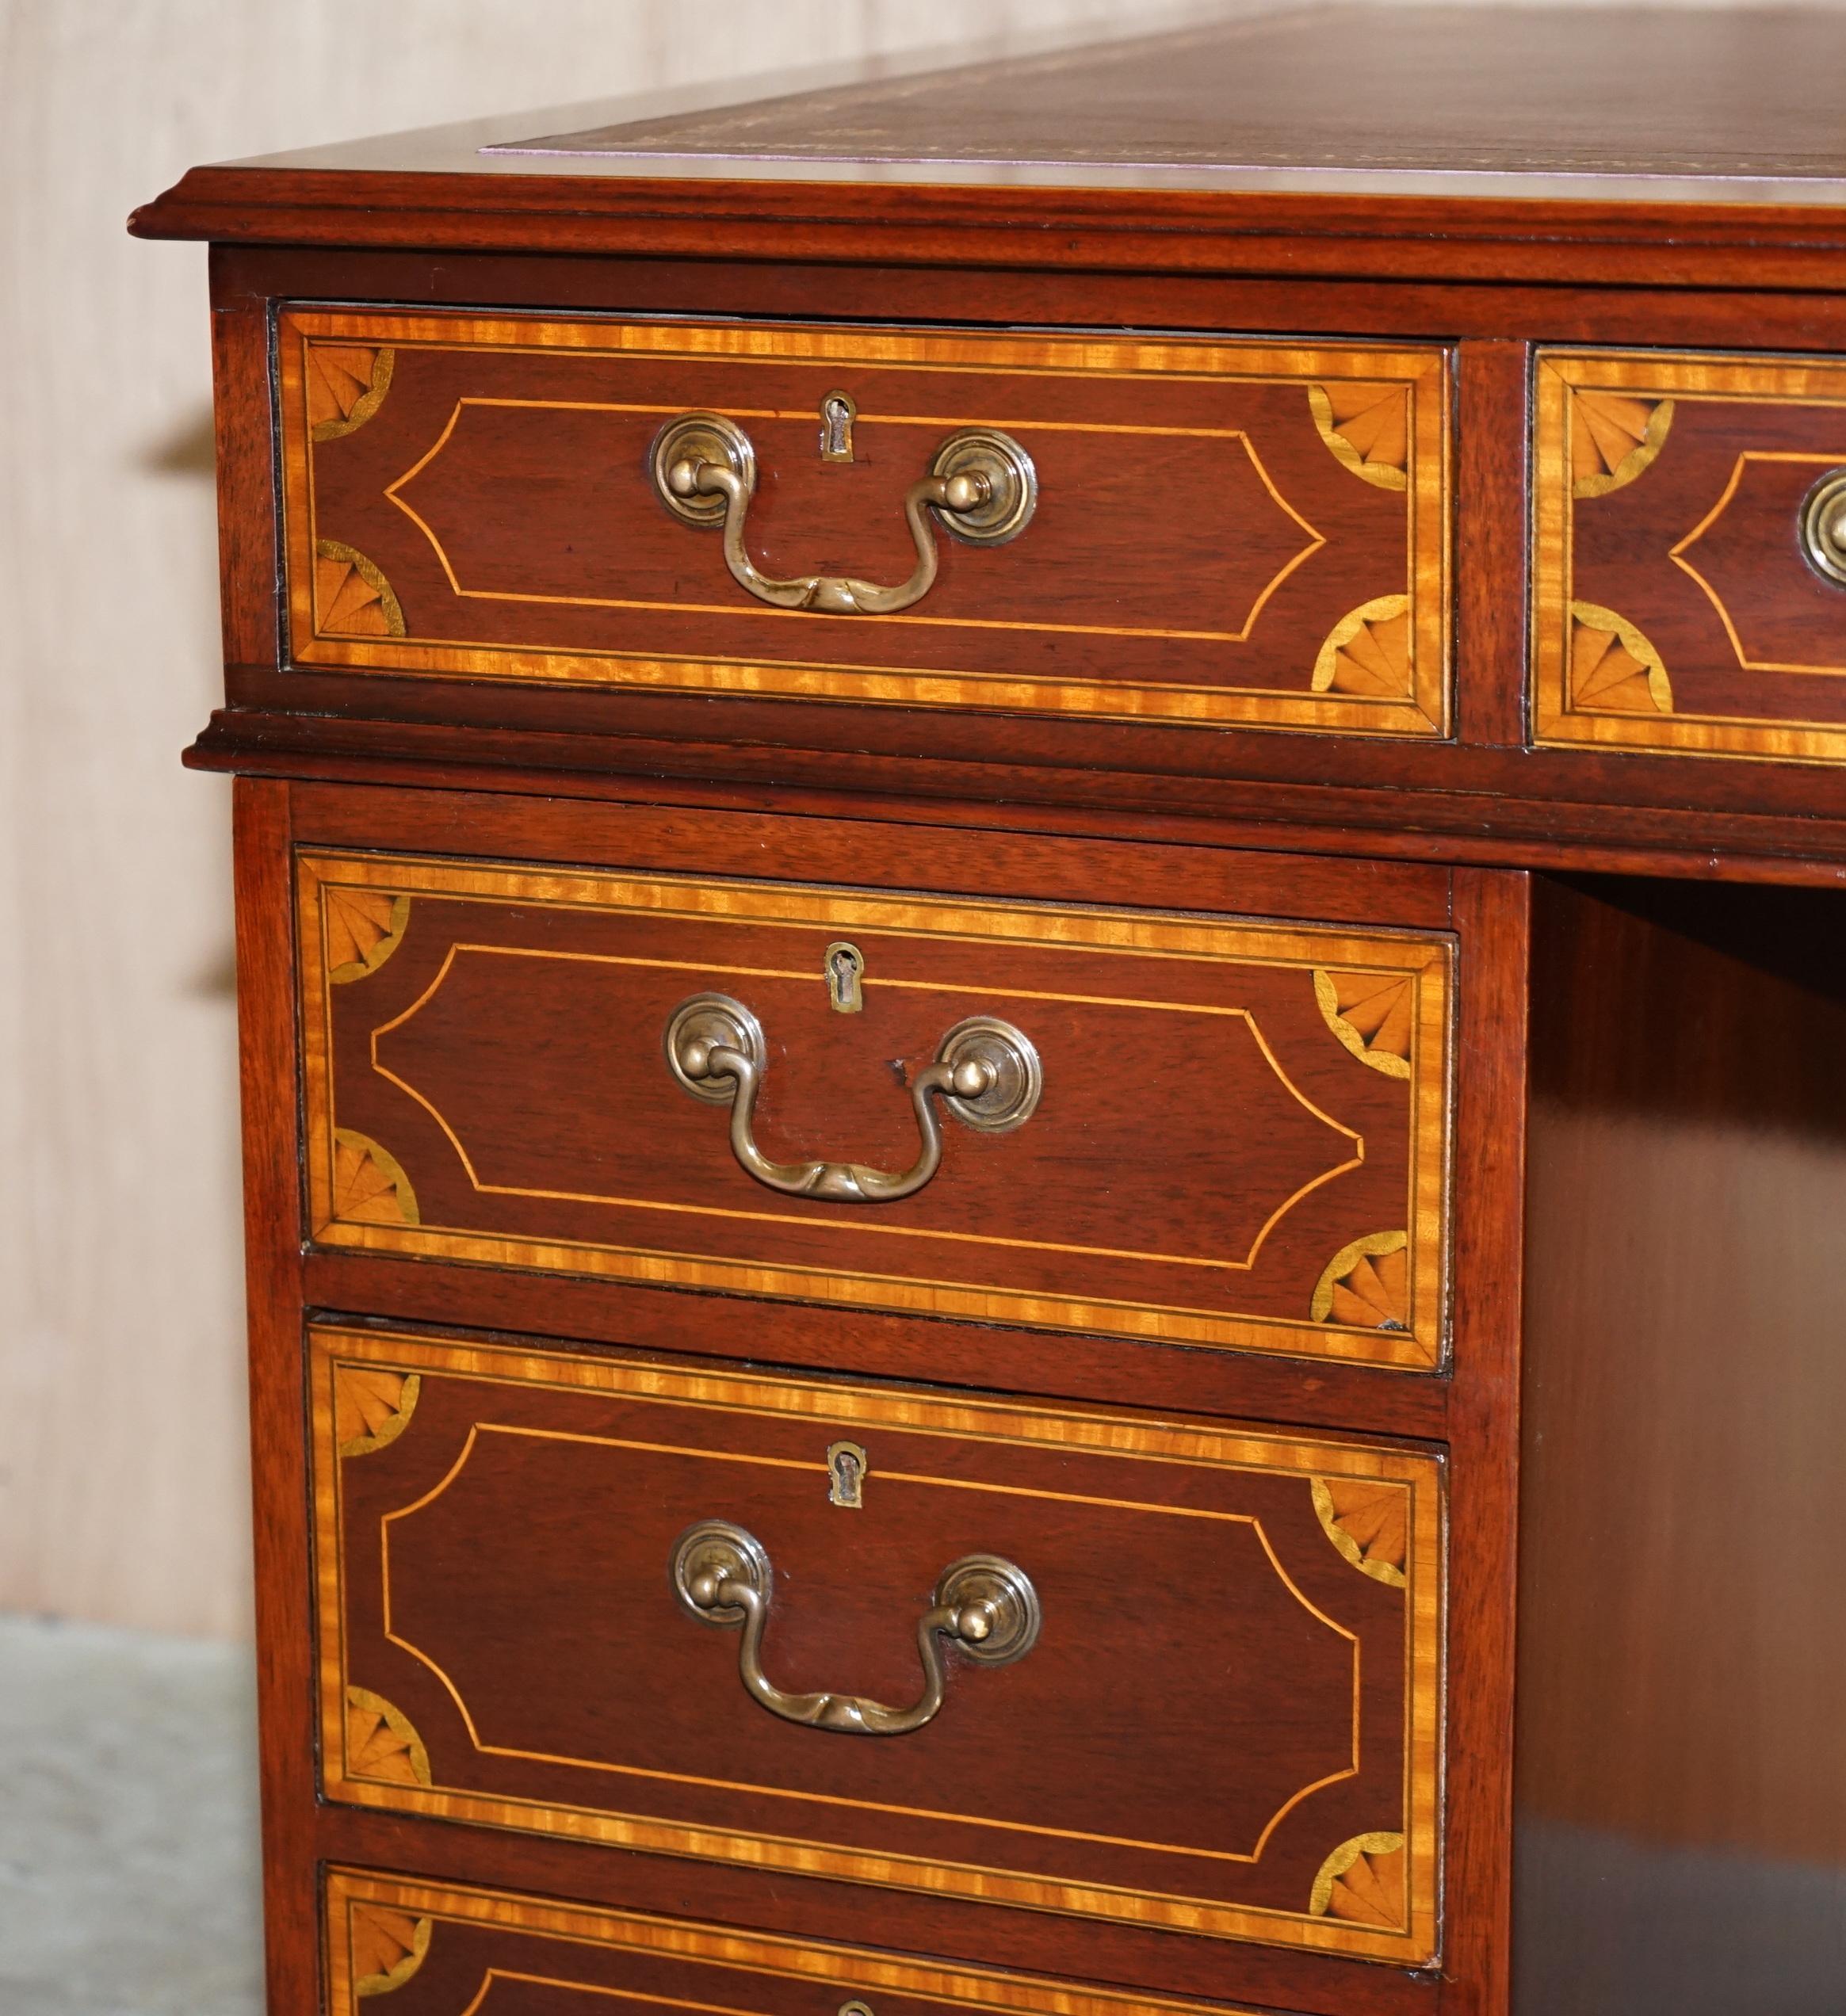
185;704;1846;884
203;242;1846;855
1433;870;1533;2016
230;778;319;2016
279;308;1449;736
296;844;1454;1366
311;1322;1444;1964
124;10;1846;299
321;1865;1272;2016
1534;349;1846;766
1515;875;1846;2010
300;1247;1459;1448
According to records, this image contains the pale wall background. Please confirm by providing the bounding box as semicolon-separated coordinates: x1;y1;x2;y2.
0;0;1152;1643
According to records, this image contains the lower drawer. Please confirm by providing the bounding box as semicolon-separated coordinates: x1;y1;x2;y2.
315;1321;1443;1966
324;1865;1268;2014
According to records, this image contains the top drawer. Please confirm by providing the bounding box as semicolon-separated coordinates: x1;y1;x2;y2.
1534;348;1846;768
280;310;1450;737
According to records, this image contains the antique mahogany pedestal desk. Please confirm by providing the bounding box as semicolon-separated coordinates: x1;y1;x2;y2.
133;10;1846;2013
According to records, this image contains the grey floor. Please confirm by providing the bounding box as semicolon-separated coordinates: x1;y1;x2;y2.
6;1613;1843;2014
0;1614;263;2016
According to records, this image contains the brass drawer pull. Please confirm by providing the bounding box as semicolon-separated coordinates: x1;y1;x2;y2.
1802;468;1846;584
651;410;1037;614
670;1520;1041;1737
663;991;1042;1205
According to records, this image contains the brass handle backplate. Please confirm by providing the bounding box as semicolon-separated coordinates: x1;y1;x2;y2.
663;991;1041;1205
1802;468;1846;584
650;409;1037;615
669;1519;1041;1737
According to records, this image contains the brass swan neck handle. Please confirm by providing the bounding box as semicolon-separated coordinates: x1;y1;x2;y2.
670;1520;1041;1738
663;992;1042;1205
650;410;1037;617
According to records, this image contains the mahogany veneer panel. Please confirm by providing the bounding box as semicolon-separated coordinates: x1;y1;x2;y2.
281;309;1449;736
1535;349;1846;766
313;1324;1443;1965
299;847;1452;1367
1514;877;1846;2011
322;1867;1272;2016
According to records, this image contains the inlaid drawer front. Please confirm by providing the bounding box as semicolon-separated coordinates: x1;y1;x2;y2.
1534;349;1846;766
314;1327;1445;1964
280;309;1450;735
324;1869;1274;2016
300;850;1453;1368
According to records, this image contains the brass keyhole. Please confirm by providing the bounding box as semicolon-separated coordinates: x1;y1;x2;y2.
820;391;857;462
827;1441;867;1508
825;941;865;1014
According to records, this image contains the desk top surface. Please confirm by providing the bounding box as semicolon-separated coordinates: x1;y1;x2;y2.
143;5;1846;201
129;6;1846;286
492;5;1846;195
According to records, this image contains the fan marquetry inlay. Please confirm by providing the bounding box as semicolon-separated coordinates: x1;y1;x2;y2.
335;1365;421;1459
346;1686;432;1789
1310;383;1410;487
308;343;395;442
315;540;406;640
326;888;409;983
1570;388;1672;498
1311;1833;1408;1930
1313;1476;1409;1586
1313;595;1412;701
1314;968;1414;1075
331;1130;419;1228
1569;601;1672;714
349;1900;431;1996
1312;1231;1410;1332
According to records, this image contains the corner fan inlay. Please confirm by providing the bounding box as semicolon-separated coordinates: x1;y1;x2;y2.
1569;602;1673;715
326;889;410;983
1313;1476;1409;1586
335;1365;421;1459
1310;383;1411;489
346;1686;432;1789
1569;388;1673;498
331;1130;419;1228
347;1900;431;1998
308;342;395;443
1315;968;1414;1075
1313;597;1413;701
1311;1833;1408;1930
1313;1231;1409;1334
315;540;406;640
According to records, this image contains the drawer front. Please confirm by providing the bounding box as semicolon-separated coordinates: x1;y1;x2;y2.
1534;349;1846;766
281;310;1450;736
300;850;1453;1369
315;1326;1444;1964
324;1868;1271;2015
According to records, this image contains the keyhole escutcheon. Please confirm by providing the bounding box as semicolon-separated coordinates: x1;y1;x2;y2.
825;941;866;1013
827;1441;868;1508
820;391;858;462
